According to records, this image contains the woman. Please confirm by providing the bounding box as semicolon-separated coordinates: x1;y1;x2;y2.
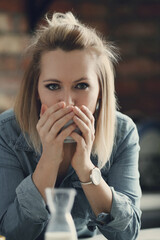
0;12;141;240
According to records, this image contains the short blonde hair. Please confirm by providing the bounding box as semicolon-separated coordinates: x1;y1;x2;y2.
14;12;118;168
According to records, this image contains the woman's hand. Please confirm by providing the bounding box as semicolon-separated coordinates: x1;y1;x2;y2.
36;102;76;165
70;105;95;180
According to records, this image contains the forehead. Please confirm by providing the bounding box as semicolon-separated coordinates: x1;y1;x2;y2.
40;49;98;79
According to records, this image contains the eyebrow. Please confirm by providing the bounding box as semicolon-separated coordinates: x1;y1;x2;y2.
43;77;89;83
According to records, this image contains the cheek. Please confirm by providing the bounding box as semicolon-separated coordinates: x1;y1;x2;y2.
89;90;100;113
37;83;43;101
38;88;46;104
81;94;98;114
89;102;97;114
38;89;54;107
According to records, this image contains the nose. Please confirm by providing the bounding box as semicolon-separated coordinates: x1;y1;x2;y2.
62;90;75;106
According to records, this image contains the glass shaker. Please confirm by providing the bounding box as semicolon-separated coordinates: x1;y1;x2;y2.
0;236;6;240
45;188;77;240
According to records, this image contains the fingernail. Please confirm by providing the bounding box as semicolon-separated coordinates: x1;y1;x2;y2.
66;105;73;109
41;104;47;116
74;106;79;111
59;102;65;107
82;105;86;109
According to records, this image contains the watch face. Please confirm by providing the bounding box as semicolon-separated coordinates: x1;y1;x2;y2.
92;168;101;185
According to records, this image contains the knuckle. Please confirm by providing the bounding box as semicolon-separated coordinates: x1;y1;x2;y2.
56;136;63;144
44;111;50;118
50;126;56;135
48;115;54;124
85;128;90;136
91;116;95;124
39;129;45;138
85;118;90;126
45;135;51;143
79;137;84;145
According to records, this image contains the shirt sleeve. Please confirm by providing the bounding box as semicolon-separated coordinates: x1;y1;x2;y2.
0;141;49;240
16;175;48;222
87;117;142;240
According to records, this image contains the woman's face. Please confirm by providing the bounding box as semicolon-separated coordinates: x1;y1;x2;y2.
38;49;100;114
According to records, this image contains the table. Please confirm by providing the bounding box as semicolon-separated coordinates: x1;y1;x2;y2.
137;228;160;240
80;228;160;240
141;193;160;211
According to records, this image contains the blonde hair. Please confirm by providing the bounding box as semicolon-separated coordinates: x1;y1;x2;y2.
14;12;118;168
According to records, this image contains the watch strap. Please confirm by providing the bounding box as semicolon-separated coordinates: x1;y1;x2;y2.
80;167;96;185
80;180;92;185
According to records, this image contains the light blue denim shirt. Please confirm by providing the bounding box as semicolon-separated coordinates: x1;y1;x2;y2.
0;109;141;240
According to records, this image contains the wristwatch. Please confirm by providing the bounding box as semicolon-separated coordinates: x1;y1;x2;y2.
80;167;102;186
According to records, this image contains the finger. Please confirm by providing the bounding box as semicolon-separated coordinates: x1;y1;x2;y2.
37;102;70;131
47;111;75;140
81;105;95;126
37;103;64;136
43;106;74;134
70;131;85;146
73;116;92;144
73;106;91;128
38;110;74;141
57;123;77;142
80;105;95;135
40;104;48;117
38;102;65;128
73;106;95;135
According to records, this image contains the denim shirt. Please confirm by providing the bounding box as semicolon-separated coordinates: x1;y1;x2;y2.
0;109;141;240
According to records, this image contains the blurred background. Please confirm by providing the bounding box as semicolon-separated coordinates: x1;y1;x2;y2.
0;0;160;230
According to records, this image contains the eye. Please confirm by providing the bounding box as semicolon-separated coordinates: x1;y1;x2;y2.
45;83;60;91
75;83;89;90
